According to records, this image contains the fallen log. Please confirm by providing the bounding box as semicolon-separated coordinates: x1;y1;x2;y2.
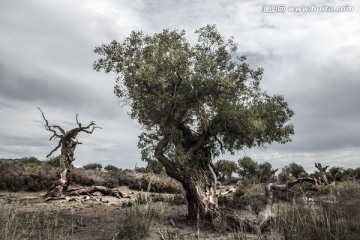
65;186;125;198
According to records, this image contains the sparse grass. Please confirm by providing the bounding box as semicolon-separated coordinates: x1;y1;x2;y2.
116;206;155;240
275;182;360;240
0;201;78;240
232;228;248;240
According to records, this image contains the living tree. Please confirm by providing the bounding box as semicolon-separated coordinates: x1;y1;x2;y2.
257;162;277;183
288;162;307;178
93;25;294;226
214;159;238;182
238;156;259;179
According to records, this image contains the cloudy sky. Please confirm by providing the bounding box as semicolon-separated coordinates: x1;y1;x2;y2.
0;0;359;172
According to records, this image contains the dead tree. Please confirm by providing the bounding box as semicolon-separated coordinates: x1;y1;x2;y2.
315;162;329;185
38;108;100;198
254;165;331;231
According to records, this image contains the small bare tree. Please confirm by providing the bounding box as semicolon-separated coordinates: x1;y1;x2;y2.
38;108;100;198
315;162;329;185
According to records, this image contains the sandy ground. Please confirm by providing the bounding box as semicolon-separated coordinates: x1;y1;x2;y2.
0;187;267;240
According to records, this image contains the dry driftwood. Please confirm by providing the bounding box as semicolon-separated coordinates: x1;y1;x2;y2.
255;176;326;230
65;186;125;198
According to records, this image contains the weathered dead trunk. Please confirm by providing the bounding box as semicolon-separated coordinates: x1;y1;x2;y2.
183;162;220;225
315;162;329;185
38;108;100;199
45;137;78;198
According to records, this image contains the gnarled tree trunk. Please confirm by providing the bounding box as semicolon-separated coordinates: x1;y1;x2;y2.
155;137;221;228
46;137;78;198
38;108;100;198
184;161;220;224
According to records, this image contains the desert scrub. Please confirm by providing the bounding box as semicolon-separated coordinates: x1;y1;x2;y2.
275;187;360;240
0;202;76;240
116;206;155;240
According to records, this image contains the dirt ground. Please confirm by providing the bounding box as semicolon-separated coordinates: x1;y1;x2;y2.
0;186;265;240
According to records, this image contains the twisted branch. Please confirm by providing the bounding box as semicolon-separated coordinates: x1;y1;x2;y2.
38;107;101;157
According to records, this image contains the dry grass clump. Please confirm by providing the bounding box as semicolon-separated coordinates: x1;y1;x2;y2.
116;171;184;194
218;185;265;211
71;168;108;186
275;181;360;240
115;206;155;240
0;202;78;239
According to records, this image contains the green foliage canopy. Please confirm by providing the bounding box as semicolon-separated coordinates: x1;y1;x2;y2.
238;156;258;179
94;25;294;178
215;159;239;181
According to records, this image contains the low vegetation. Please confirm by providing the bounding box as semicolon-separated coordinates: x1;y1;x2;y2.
275;182;360;240
1;157;360;239
0;158;183;194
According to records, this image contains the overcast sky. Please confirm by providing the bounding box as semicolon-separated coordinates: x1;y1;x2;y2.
0;0;359;172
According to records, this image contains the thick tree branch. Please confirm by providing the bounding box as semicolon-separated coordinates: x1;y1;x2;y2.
155;137;183;183
187;130;210;155
271;177;317;191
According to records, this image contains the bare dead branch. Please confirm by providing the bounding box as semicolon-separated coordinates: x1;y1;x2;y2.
46;140;62;158
38;107;65;138
76;113;81;128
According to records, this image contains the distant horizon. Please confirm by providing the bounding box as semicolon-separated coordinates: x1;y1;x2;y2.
1;155;358;175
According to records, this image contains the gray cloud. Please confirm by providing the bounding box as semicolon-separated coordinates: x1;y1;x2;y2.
0;0;359;171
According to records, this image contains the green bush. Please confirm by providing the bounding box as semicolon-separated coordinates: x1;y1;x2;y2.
83;163;102;171
104;164;119;172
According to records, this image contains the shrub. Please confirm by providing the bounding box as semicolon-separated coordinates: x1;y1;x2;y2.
104;164;119;172
83;163;102;171
0;162;57;191
21;156;43;165
116;206;154;240
46;155;61;167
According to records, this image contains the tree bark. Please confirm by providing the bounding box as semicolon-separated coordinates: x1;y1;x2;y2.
155;137;221;228
39;108;99;198
315;162;329;185
183;161;220;225
45;136;79;198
